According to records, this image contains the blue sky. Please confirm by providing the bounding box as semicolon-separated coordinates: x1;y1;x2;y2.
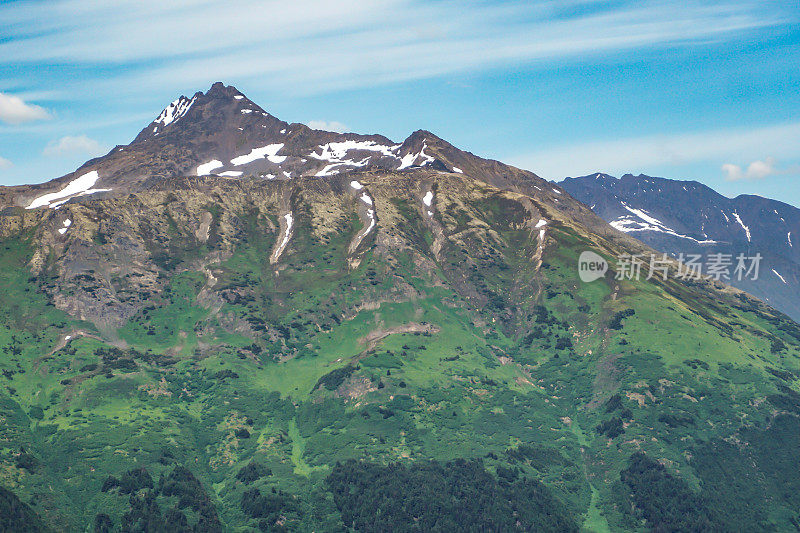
1;0;799;204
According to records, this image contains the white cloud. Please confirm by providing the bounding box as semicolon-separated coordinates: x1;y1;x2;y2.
43;135;106;157
510;122;800;180
0;92;51;124
0;156;12;169
722;157;800;181
307;120;349;133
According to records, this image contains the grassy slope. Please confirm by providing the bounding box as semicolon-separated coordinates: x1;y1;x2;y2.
1;179;800;531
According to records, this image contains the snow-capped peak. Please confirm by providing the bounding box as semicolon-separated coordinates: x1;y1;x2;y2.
154;95;196;127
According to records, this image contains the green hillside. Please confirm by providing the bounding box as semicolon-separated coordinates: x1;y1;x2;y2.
1;171;799;531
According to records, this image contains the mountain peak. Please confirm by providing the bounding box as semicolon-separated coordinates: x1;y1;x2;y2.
132;82;272;144
101;87;490;185
206;80;229;93
12;83;559;211
562;172;616;182
152;94;197;128
204;81;249;101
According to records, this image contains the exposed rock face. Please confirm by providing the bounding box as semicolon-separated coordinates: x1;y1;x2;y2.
0;82;648;332
0;81;757;336
0;170;584;332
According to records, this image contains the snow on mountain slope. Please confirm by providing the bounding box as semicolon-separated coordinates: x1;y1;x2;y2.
9;83;582;233
154;95;197;128
26;170;111;209
561;172;800;321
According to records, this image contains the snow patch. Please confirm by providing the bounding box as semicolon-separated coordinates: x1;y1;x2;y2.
535;219;547;229
772;269;788;284
397;152;417;170
732;212;751;242
310;140;395;175
350;180;363;190
58;218;72;235
422;191;434;207
218;171;243;177
359;209;376;240
272;213;293;262
27;171;111;209
452;166;463;173
231;144;286;165
315;163;348;177
789;232;793;247
621;204;664;227
312;140;395;161
234;95;244;100
610;202;717;244
154;96;196;127
418;143;434;166
359;192;373;206
197;160;223;176
241;109;253;114
398;142;434;170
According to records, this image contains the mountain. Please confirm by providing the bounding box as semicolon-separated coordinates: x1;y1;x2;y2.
5;82;562;209
561;173;800;321
1;84;800;532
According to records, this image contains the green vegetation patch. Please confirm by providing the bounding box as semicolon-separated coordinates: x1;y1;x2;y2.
326;458;578;533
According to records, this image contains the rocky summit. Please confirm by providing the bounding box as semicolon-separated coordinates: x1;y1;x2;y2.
6;82;558;207
1;84;800;532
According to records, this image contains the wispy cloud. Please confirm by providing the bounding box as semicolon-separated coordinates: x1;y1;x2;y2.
0;0;790;98
307;120;349;133
0;156;12;169
0;93;51;125
43;135;106;157
512;122;800;180
722;157;800;181
0;0;796;192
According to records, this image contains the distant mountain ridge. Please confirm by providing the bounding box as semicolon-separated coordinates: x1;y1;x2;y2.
561;172;800;321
